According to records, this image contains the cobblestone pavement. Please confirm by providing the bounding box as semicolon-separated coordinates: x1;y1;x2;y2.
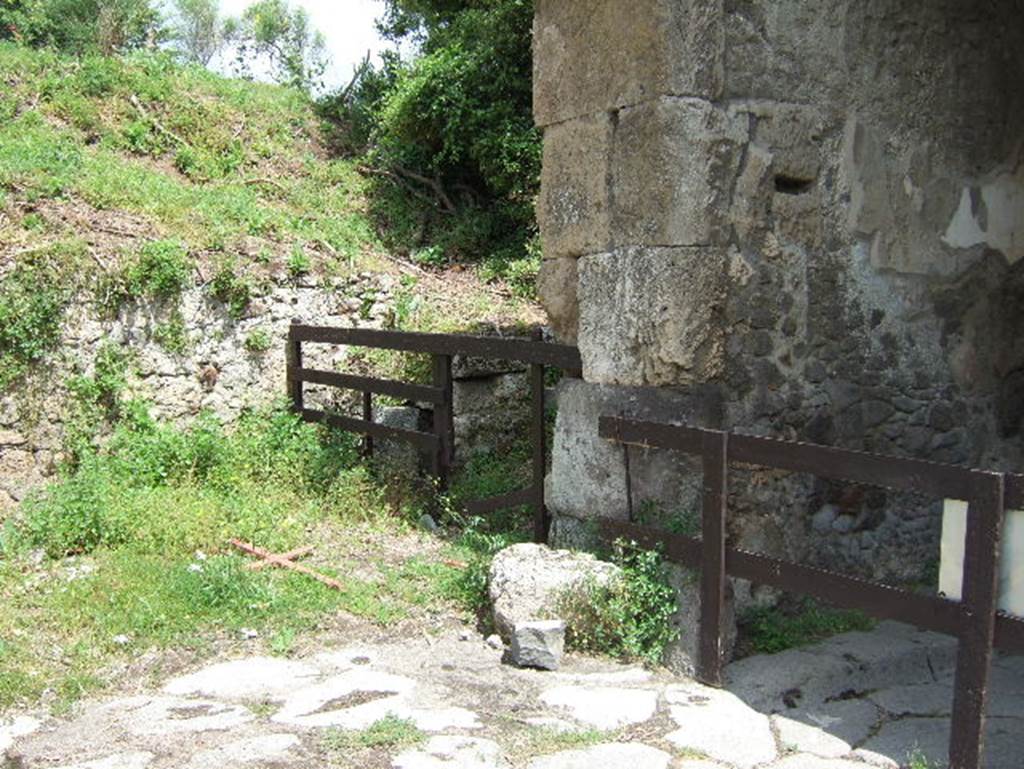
2;622;1021;768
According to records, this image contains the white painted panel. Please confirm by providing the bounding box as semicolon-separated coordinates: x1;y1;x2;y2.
939;499;1024;617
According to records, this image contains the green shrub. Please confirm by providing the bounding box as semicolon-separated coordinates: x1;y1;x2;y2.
13;403;361;559
558;541;679;665
209;259;253;319
152;310;190;354
287;246;311;277
244;326;272;354
126;240;192;299
0;242;85;387
738;597;876;655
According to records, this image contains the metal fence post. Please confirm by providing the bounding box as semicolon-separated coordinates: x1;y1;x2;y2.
362;391;373;457
699;430;728;687
431;353;453;492
948;473;1005;769
286;319;303;413
531;329;548;543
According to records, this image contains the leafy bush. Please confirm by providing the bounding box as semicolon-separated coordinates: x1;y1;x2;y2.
1;0;162;55
244;326;273;354
12;404;361;558
209;258;253;319
558;541;679;665
127;240;193;298
318;0;539;276
0;242;86;387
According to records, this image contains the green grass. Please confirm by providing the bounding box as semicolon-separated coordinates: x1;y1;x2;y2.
0;403;502;713
322;715;425;753
508;727;615;759
738;597;877;655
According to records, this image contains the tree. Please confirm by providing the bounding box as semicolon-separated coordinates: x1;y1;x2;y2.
1;0;161;54
320;0;540;272
226;0;327;92
171;0;221;66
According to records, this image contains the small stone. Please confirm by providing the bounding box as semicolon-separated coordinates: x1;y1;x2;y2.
459;628;472;642
418;514;439;533
240;628;259;640
511;620;565;671
0;715;42;753
486;634;504;650
112;634;132;646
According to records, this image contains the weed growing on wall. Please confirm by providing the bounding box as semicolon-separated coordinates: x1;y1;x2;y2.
0;241;88;387
558;540;679;665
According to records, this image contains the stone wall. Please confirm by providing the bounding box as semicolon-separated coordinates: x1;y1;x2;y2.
535;0;1024;600
0;273;529;511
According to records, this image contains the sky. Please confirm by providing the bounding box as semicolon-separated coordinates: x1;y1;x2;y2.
215;0;394;90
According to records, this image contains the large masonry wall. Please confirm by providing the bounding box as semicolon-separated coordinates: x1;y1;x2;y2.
536;1;1024;601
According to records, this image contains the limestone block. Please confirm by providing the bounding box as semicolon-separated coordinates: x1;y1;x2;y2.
510;620;565;671
538;114;612;260
577;247;728;386
662;565;736;677
546;379;720;523
488;543;620;641
612;97;745;248
533;0;723;127
537;257;579;343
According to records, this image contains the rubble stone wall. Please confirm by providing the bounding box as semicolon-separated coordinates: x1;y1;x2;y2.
535;0;1024;593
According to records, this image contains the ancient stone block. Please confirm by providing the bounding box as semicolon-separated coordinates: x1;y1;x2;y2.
577;247;728;386
510;620;565;671
537;257;578;343
537;114;612;260
488;543;620;641
533;0;724;127
546;379;721;524
612;97;745;248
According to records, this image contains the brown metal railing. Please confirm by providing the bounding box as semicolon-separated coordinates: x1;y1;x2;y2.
285;321;582;542
598;415;1024;769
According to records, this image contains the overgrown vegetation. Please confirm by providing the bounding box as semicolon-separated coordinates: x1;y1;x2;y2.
319;0;540;284
558;540;680;665
0;240;88;387
322;714;425;753
737;597;877;656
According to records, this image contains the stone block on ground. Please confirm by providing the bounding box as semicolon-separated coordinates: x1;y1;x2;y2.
539;685;658;730
665;682;777;769
393;735;503;769
488;543;620;641
510;620;565;671
546;379;719;524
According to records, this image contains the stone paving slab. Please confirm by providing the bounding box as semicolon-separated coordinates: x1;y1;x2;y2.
3;624;1021;769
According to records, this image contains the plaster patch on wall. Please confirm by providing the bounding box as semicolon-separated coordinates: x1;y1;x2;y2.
942;168;1024;264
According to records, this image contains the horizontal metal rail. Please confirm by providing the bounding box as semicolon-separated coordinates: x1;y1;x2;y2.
290;367;444;403
464;488;533;516
300;408;439;453
599;415;1020;769
289;324;583;371
599;416;980;501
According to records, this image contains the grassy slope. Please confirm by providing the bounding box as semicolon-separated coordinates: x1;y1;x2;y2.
0;44;541;714
0;42;541;384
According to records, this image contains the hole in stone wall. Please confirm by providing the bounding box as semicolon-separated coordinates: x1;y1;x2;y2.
774;175;815;195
